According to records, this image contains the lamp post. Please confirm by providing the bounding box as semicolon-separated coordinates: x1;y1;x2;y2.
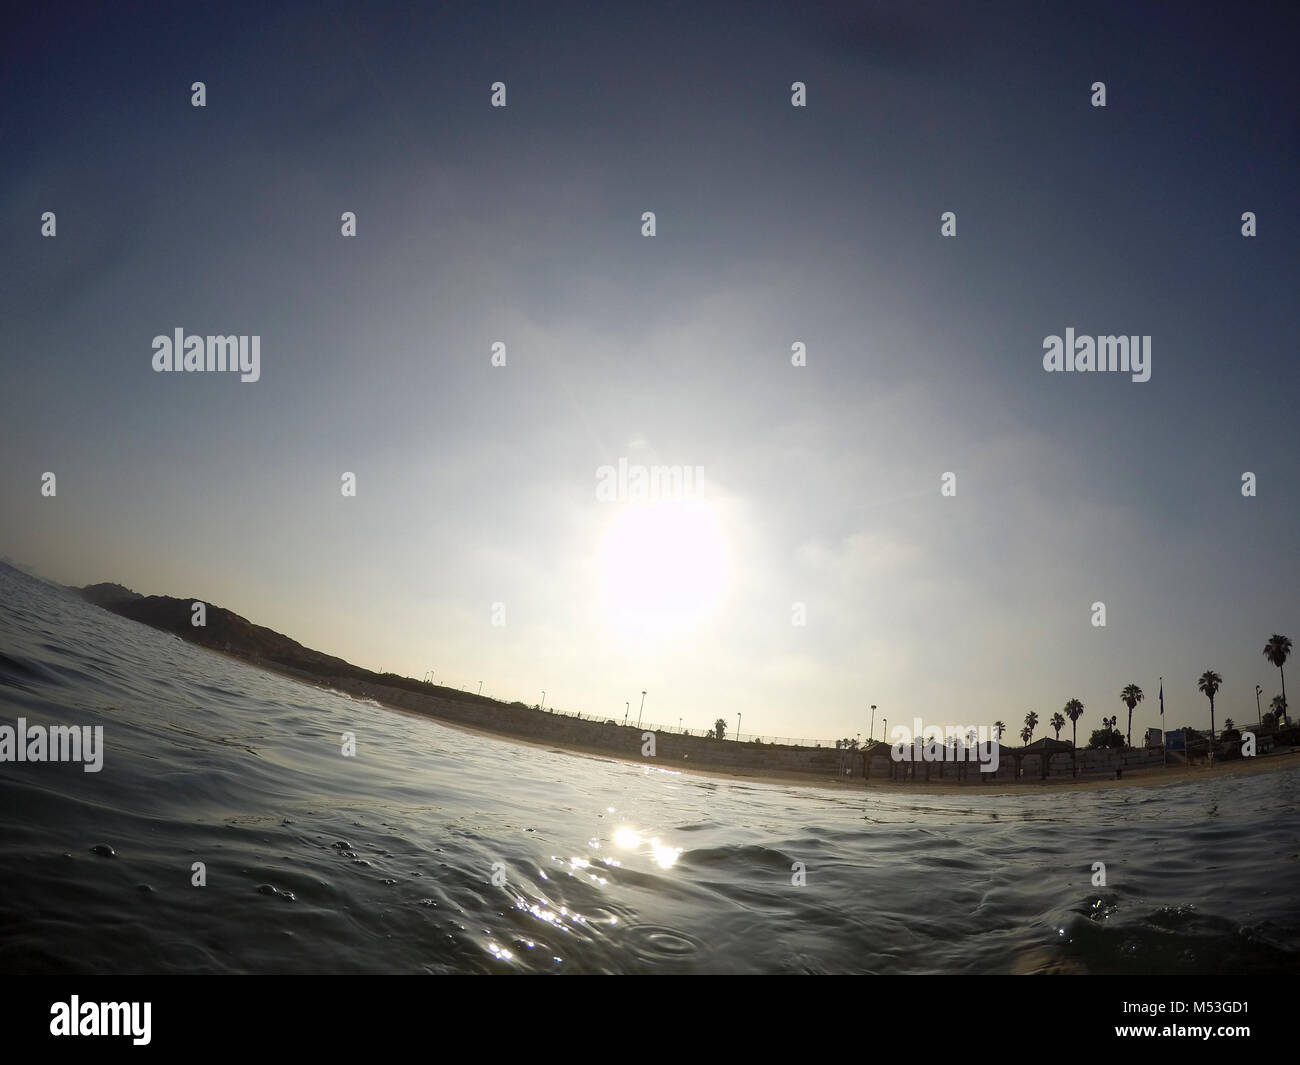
1256;685;1263;723
624;701;629;724
870;705;877;742
737;713;742;741
478;681;483;696
540;690;546;711
638;691;646;727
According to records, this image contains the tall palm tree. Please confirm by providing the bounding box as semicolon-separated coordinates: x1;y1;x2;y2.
1271;694;1287;722
1064;699;1085;776
1197;671;1222;767
1020;725;1032;745
1024;711;1039;744
1120;684;1144;747
1051;712;1065;739
1263;635;1290;723
993;720;1006;743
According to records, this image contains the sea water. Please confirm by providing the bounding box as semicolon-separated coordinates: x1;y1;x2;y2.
0;566;1296;974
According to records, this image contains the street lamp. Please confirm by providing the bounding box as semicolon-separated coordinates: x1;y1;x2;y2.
1256;685;1263;722
540;690;546;711
870;705;877;742
737;713;742;741
624;701;629;724
638;691;646;727
478;681;483;696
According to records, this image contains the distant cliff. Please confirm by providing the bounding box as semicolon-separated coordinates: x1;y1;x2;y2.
77;582;348;670
71;581;495;706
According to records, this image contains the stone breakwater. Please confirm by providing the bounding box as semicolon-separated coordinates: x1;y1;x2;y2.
289;670;845;776
865;744;1173;782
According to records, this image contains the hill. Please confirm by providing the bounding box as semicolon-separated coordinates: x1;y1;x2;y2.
71;582;499;707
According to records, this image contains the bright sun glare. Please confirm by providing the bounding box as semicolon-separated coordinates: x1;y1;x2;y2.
598;501;730;636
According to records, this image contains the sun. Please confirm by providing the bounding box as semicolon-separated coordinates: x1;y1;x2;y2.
597;500;731;636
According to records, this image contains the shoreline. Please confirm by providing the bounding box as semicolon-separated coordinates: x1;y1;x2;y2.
236;652;1300;797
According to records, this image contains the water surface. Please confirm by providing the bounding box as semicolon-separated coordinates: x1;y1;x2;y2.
1;567;1296;974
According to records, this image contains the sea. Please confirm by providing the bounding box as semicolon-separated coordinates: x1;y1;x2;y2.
1;565;1297;974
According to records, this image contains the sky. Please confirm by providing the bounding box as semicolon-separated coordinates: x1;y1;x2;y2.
2;1;1296;746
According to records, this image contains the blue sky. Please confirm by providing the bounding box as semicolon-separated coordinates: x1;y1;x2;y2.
2;1;1296;743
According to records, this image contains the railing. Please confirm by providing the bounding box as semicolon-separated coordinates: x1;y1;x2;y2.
514;705;827;748
399;680;841;747
725;730;825;748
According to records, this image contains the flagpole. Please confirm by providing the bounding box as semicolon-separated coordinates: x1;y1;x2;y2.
1160;676;1165;770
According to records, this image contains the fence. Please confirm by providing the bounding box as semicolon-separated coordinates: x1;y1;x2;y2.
508;705;825;748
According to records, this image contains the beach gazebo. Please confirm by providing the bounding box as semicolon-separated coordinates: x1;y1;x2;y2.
1019;736;1074;780
976;743;1016;782
858;739;896;781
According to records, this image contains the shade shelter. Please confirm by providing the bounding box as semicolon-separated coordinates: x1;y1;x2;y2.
1018;736;1075;779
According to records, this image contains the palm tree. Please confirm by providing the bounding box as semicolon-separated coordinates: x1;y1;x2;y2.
1263;635;1290;721
1051;712;1065;739
993;720;1006;743
1270;694;1287;724
714;718;728;741
1120;684;1144;747
1024;711;1039;744
1020;725;1032;745
1197;671;1222;767
1064;699;1085;776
